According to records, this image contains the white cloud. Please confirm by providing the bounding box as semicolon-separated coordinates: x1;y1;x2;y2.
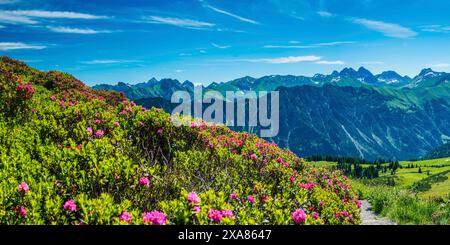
81;59;139;65
263;41;353;49
317;11;334;17
316;60;345;65
263;45;316;49
204;4;259;25
314;41;355;46
245;55;321;64
0;10;108;25
352;18;417;38
289;40;300;44
421;25;450;33
0;42;46;50
146;16;215;29
0;12;37;24
3;10;108;19
429;63;450;68
175;69;184;73
47;26;112;34
211;43;231;49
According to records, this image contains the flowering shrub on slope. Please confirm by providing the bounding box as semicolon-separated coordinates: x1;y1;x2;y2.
0;57;361;225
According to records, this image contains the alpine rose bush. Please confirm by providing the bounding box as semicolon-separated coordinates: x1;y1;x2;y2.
0;57;360;225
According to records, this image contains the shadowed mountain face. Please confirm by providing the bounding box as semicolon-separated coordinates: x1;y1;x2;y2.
92;67;450;160
271;85;449;160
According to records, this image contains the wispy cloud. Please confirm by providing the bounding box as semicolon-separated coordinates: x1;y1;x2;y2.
3;10;108;19
47;26;112;34
421;25;450;33
289;40;300;44
211;43;231;49
0;10;108;25
316;60;345;65
244;55;321;64
263;41;354;49
263;45;316;49
352;18;417;38
81;59;139;65
429;63;450;68
175;69;185;73
317;11;334;17
145;15;215;29
204;4;259;24
314;41;355;46
0;42;46;50
0;12;37;24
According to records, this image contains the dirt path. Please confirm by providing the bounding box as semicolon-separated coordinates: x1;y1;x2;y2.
360;200;396;225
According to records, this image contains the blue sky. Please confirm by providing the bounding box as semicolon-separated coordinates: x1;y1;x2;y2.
1;0;450;85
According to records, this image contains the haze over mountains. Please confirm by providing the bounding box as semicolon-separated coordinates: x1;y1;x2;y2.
93;67;450;160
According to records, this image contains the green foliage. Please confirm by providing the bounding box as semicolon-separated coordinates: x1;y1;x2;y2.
0;57;360;225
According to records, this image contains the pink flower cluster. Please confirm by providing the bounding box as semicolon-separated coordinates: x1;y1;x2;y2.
299;183;315;190
291;208;307;224
119;211;132;223
18;182;29;193
16;82;35;99
139;176;150;186
247;195;255;204
142;211;167;225
95;130;104;138
14;206;27;218
230;192;238;201
187;191;200;204
335;210;352;220
63;199;77;212
207;209;222;223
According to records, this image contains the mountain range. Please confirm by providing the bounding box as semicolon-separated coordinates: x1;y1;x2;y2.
92;67;450;160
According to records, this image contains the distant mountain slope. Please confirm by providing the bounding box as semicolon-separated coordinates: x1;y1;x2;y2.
92;67;450;160
91;66;431;99
271;85;449;160
424;142;450;159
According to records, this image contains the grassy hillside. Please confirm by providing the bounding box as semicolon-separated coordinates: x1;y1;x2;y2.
311;158;450;224
0;57;360;225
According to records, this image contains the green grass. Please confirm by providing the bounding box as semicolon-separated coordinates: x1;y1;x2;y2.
315;157;450;224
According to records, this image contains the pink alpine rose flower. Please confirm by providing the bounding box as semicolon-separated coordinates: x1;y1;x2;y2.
63;199;77;212
207;209;223;223
250;153;257;160
230;192;238;201
139;176;150;186
142;211;167;225
18;182;29;193
95;130;104;138
221;209;234;218
187;191;200;204
156;128;163;135
119;211;132;223
86;127;93;135
18;206;27;218
114;121;120;127
312;212;319;220
356;200;362;209
247;195;255;204
291;209;306;224
193;206;201;214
